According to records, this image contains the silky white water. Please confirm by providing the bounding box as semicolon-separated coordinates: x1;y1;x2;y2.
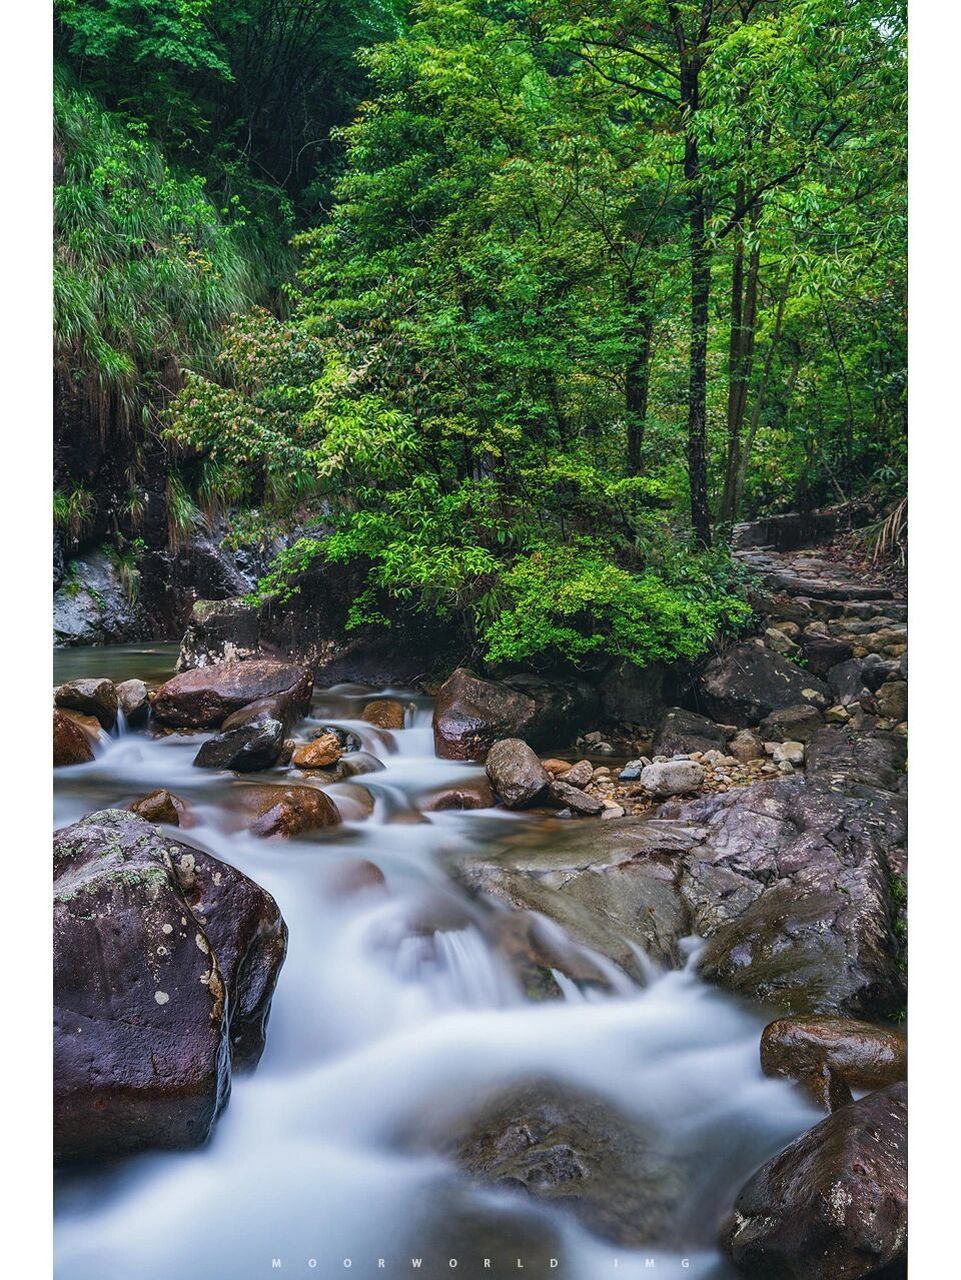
53;654;819;1280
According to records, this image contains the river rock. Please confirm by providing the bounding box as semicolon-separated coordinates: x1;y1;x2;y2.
697;642;830;726
800;632;855;677
772;740;805;767
500;673;600;747
557;759;593;788
653;707;725;757
221;695;298;734
244;784;341;837
193;717;285;771
292;733;343;768
485;738;550;808
722;1083;907;1279
116;677;149;726
53;709;94;766
639;760;705;797
128;789;188;826
446;1081;686;1246
361;697;406;729
548;779;605;815
434;669;538;760
827;658;871;706
55;677;118;730
176;597;261;671
760;1017;907;1108
54;810;286;1161
758;703;824;744
152;659;313;729
729;729;765;762
421;780;496;811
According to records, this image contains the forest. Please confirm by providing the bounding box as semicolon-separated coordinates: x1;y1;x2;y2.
53;0;907;670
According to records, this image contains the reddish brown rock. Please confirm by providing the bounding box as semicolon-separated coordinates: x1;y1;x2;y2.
760;1016;906;1108
128;789;189;826
243;784;342;838
433;669;538;761
151;659;313;729
362;698;407;730
55;677;119;730
292;733;343;768
421;780;496;811
53;709;94;766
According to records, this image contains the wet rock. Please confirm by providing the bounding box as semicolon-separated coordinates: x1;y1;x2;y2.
221;695;297;735
729;729;765;762
485;738;550;809
653;707;725;757
362;697;407;730
314;724;362;752
54;810;286;1161
176;597;260;672
336;750;385;779
433;669;538;761
760;1017;907;1108
447;1081;686;1246
292;733;343;769
501;672;600;747
800;632;855;677
55;677;118;730
243;784;342;837
57;709;104;746
193;717;285;772
53;709;94;766
722;1083;907;1279
53;550;148;647
805;727;906;792
758;703;824;744
557;759;593;789
697;642;830;726
116;678;149;727
324;858;387;899
548;779;605;815
541;758;572;776
152;659;313;729
421;780;496;811
128;789;188;826
639;759;705;797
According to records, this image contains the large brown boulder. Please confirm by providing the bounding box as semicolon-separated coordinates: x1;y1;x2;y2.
151;659;313;729
53;709;94;766
54;810;286;1162
485;738;550;808
362;697;406;730
760;1016;906;1109
433;669;539;760
55;677;118;730
697;641;830;727
722;1083;907;1279
241;784;342;837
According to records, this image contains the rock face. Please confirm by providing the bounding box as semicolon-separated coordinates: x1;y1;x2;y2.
639;759;705;797
152;659;313;729
53;550;148;646
55;678;118;730
194;717;285;772
597;660;666;727
433;669;539;761
722;1083;907;1279
653;707;725;757
447;1082;686;1246
176;598;261;672
697;641;830;726
760;1017;907;1107
54;810;286;1162
53;709;94;766
485;738;550;808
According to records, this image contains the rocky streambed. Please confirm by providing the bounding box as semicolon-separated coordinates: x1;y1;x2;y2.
52;539;907;1280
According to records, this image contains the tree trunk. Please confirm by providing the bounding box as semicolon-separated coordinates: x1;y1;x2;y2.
720;201;761;522
626;282;654;475
733;278;794;514
681;56;711;547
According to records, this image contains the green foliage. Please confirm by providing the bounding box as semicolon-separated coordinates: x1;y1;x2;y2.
53;486;97;540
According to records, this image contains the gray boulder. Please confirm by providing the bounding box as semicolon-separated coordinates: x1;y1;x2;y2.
639;759;705;797
55;677;118;730
758;703;823;744
194;718;285;772
653;707;725;757
53;550;148;647
176;598;261;672
485;738;550;809
698;641;830;726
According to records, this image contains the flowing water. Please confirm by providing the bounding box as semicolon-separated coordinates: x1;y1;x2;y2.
54;647;819;1280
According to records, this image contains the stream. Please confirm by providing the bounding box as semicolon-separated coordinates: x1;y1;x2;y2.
53;646;820;1280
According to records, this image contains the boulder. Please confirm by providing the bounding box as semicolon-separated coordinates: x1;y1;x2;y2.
221;695;297;734
243;784;342;837
547;779;605;816
53;709;94;766
872;681;908;724
765;626;799;656
485;738;550;809
116;678;150;727
361;698;406;730
54;677;118;730
446;1081;686;1246
54;810;286;1161
827;658;871;706
53;550;147;647
653;707;725;757
772;741;805;767
805;727;906;792
639;760;705;797
729;729;765;762
722;1083;907;1279
800;632;855;677
292;733;343;768
758;703;824;744
760;1017;906;1108
597;659;666;727
128;789;188;826
193;717;285;771
433;669;538;760
421;780;496;811
152;659;313;729
501;673;600;747
697;642;830;726
557;759;593;788
176;597;260;672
